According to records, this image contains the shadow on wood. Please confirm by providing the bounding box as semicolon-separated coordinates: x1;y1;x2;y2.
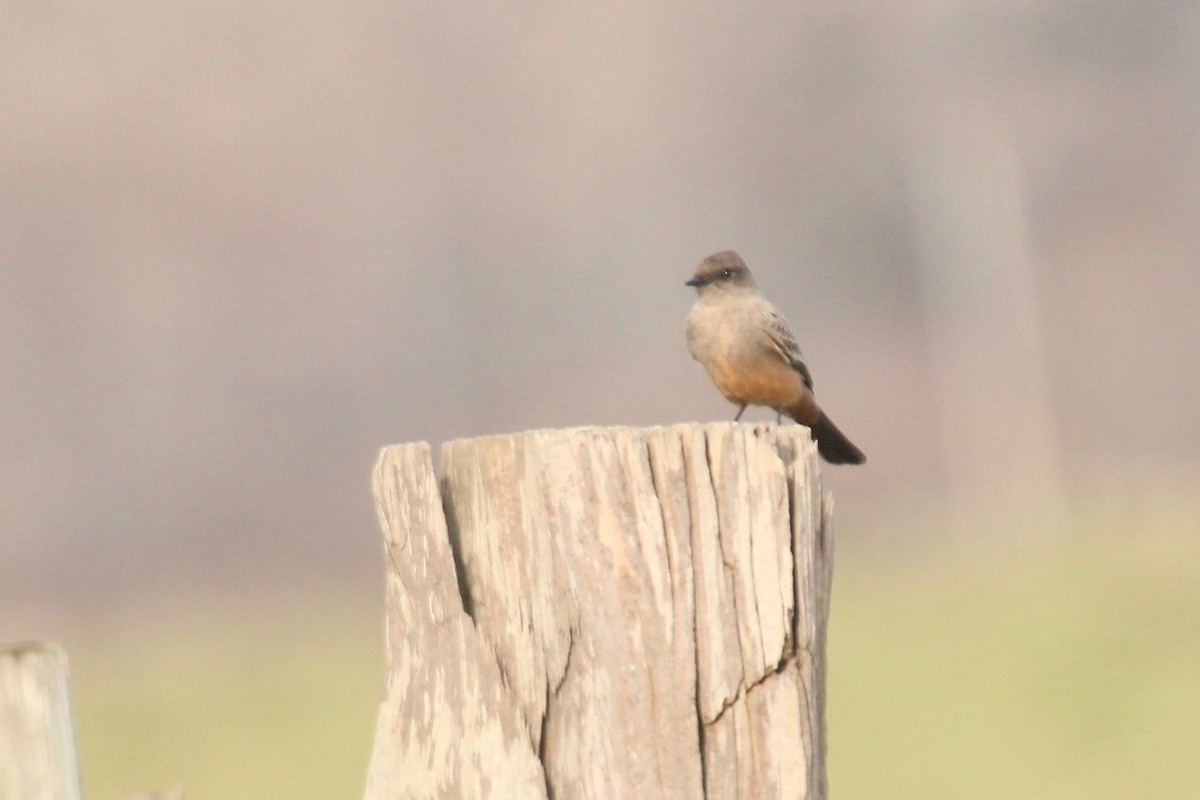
364;423;834;800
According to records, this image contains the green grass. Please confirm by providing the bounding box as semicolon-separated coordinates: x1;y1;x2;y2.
828;533;1200;799
67;530;1200;799
72;601;382;800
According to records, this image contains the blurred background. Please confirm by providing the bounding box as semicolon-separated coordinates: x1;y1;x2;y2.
3;2;1198;798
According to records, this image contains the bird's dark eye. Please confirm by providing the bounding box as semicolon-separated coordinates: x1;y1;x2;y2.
720;269;732;280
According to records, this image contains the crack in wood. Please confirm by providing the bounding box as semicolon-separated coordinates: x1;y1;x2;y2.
537;626;574;800
702;650;800;729
437;474;476;620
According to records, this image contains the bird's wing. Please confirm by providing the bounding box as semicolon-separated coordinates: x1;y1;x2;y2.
763;309;814;390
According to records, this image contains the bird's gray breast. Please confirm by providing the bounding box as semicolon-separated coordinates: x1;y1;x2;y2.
686;294;762;367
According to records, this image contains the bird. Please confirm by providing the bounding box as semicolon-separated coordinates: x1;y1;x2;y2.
685;250;865;465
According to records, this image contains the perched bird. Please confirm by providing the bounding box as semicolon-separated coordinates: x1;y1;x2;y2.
685;250;865;465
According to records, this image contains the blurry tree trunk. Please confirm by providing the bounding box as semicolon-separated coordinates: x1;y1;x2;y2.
363;423;835;799
0;643;83;800
870;8;1064;522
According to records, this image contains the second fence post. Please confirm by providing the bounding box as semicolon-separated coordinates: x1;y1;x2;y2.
0;643;83;800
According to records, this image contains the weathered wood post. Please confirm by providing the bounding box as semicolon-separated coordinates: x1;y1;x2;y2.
0;643;83;800
363;423;835;800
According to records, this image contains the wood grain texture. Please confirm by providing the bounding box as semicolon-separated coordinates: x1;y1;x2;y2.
363;443;547;800
0;642;83;800
365;423;834;800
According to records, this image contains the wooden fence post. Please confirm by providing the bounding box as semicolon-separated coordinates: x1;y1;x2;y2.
0;643;83;800
363;423;835;800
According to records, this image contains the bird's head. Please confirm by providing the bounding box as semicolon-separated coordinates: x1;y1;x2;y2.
685;250;757;295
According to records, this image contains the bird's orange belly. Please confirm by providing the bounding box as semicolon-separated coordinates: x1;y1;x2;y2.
709;357;804;409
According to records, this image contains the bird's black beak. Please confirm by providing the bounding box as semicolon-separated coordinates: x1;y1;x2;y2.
685;276;703;287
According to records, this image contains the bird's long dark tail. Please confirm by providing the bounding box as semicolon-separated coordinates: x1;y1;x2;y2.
808;412;866;465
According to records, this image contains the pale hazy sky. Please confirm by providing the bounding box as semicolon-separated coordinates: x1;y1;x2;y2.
3;2;1198;626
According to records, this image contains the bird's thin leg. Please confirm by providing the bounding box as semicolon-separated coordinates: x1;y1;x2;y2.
775;407;783;425
733;404;747;422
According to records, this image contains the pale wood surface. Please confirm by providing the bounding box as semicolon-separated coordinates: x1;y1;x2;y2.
364;423;834;800
0;642;83;800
